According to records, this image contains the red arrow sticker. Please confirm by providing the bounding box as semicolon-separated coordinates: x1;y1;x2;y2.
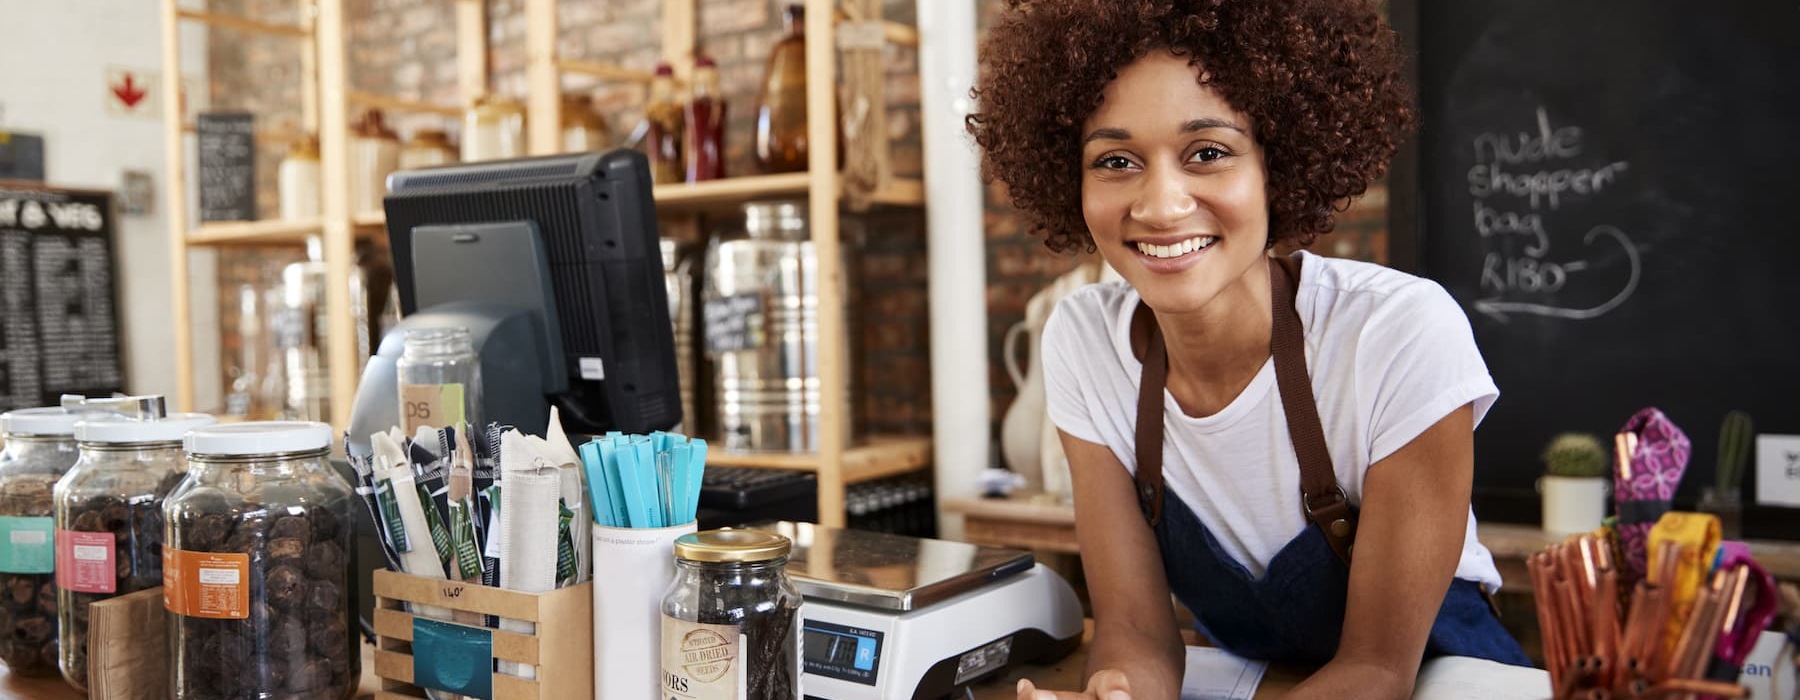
112;73;147;109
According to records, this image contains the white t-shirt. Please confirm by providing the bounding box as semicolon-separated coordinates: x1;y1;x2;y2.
1043;251;1504;590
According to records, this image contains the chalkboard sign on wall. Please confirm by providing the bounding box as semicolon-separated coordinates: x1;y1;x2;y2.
0;184;125;411
1412;0;1800;533
197;111;256;222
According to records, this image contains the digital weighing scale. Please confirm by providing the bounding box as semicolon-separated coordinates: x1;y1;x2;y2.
762;522;1084;700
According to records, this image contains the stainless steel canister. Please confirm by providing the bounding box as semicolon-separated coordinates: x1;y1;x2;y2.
660;238;696;432
704;200;852;452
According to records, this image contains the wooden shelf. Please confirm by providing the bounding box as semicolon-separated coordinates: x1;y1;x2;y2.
557;59;658;83
176;9;311;37
186;219;322;245
353;210;386;228
705;434;932;485
346;90;462;117
651;173;925;211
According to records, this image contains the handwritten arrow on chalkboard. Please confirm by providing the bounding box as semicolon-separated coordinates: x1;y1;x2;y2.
1472;225;1641;323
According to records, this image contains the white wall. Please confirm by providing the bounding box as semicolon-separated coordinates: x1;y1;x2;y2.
0;0;222;411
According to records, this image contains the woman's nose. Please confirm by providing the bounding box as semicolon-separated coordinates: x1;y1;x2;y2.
1128;166;1197;228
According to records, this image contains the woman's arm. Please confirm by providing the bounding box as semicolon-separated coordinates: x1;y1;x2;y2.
1286;404;1478;700
1019;430;1186;700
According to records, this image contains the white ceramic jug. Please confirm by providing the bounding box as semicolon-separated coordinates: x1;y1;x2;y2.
999;307;1048;492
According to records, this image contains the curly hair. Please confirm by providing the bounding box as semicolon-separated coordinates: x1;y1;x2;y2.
966;0;1414;254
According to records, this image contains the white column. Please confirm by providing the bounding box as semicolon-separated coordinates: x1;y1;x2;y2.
917;0;987;540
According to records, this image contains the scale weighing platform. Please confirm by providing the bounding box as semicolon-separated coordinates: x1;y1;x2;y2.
762;522;1084;700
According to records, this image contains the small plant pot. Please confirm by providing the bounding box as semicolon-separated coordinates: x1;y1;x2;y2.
1697;486;1744;540
1540;475;1608;536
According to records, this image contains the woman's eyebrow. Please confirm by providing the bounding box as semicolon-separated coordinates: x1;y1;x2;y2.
1082;118;1247;146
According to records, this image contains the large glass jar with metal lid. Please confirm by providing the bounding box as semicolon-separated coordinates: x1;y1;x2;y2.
0;407;89;677
661;529;801;700
54;412;215;690
163;422;358;700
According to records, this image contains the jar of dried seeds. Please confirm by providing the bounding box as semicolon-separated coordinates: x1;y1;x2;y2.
54;412;214;690
661;529;801;700
0;407;90;677
163;422;358;699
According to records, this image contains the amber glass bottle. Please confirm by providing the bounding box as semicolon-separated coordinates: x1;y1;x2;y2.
754;5;810;173
646;63;685;185
684;56;726;182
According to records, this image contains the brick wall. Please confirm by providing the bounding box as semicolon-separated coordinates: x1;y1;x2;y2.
206;0;1385;445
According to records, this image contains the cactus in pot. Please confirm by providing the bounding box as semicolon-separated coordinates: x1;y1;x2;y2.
1540;432;1608;535
1702;410;1753;538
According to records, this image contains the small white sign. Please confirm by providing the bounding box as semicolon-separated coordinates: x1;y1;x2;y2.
198;567;240;585
9;530;45;545
1739;630;1795;700
579;357;605;381
105;66;159;118
73;545;109;561
1755;434;1800;508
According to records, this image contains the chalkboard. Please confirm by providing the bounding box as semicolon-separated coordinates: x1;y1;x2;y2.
0;184;124;411
703;292;766;355
1413;0;1800;531
197;112;256;222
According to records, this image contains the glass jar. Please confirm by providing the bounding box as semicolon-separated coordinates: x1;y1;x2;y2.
164;422;358;700
274;235;374;422
277;135;321;222
399;128;458;170
754;4;811;174
685;56;727;182
646;62;686;185
463;95;526;162
661;529;801;700
396;326;482;434
350;109;401;216
561;94;610;153
54;412;215;691
0;407;88;677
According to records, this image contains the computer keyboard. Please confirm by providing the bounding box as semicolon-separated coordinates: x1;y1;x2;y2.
699;466;817;510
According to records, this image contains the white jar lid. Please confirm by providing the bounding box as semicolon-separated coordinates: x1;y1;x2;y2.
1;407;91;437
185;421;333;456
76;413;218;445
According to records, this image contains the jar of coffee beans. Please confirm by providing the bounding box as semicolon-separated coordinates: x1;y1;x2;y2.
661;529;801;700
54;412;214;691
163;422;358;700
0;407;90;677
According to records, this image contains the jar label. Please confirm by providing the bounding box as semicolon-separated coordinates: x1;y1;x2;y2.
162;547;250;619
662;616;745;700
0;516;55;573
55;530;116;593
400;382;466;434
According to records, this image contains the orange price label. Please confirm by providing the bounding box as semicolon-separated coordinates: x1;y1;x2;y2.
163;547;250;619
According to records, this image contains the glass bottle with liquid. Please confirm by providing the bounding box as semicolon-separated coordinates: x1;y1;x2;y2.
754;5;812;174
684;56;726;182
396;327;482;434
645;63;685;185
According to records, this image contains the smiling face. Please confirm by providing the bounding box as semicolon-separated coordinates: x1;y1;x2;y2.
1081;51;1270;316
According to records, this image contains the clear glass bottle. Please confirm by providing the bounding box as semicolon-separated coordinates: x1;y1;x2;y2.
646;63;686;185
754;5;812;174
661;529;801;700
0;408;90;677
395;326;482;434
54;412;215;691
274;236;373;422
164;422;358;700
685;56;727;182
350;109;401;216
276;135;321;222
561;93;610;153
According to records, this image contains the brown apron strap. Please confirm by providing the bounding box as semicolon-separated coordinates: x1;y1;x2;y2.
1132;255;1357;564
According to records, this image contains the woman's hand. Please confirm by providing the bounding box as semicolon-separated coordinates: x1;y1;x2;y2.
1015;669;1136;700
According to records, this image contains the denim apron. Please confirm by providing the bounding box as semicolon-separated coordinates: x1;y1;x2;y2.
1130;255;1531;667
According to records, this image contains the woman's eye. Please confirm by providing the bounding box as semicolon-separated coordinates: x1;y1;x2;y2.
1191;147;1229;163
1093;155;1135;170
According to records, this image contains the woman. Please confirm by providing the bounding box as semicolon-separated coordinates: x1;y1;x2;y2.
966;1;1532;698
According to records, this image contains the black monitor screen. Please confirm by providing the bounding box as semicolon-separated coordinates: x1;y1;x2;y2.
383;149;680;434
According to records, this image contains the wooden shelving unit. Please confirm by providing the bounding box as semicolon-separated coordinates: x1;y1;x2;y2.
524;0;932;526
163;0;931;526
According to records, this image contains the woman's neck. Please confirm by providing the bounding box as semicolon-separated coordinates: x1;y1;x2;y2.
1154;257;1274;418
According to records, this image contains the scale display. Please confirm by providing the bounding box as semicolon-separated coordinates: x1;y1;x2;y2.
802;620;883;685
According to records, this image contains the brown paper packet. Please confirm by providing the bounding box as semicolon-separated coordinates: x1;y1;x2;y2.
87;587;168;700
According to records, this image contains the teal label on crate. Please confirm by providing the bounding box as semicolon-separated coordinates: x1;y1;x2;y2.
413;617;494;700
419;483;455;576
376;480;410;552
0;517;55;573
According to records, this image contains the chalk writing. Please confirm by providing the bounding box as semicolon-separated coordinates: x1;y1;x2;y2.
1467;108;1637;321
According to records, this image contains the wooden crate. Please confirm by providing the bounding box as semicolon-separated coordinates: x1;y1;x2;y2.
371;570;594;700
